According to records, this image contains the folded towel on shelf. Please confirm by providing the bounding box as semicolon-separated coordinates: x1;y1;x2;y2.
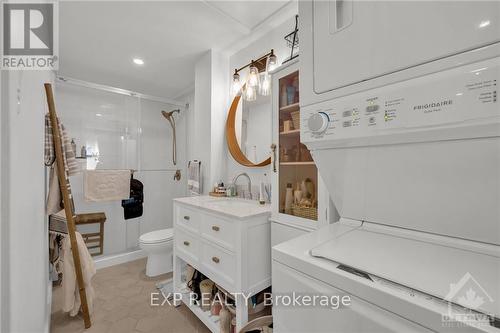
187;160;202;195
84;170;131;202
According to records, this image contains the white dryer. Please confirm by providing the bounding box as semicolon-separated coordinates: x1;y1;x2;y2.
272;1;500;332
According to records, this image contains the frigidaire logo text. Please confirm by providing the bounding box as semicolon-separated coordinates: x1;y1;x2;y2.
413;100;453;110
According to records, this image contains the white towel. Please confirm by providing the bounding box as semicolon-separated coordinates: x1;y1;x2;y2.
84;170;130;202
61;232;96;317
187;160;201;195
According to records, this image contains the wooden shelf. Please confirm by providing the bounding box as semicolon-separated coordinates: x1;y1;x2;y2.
279;129;300;136
280;161;315;166
279;102;299;113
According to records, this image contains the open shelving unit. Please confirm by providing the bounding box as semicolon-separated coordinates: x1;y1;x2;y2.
277;70;319;222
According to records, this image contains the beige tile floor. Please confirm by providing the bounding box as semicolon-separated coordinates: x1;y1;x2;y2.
51;258;211;333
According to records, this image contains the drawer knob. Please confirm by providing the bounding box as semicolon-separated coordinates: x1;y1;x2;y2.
183;216;190;221
211;225;220;232
183;241;190;246
212;256;220;264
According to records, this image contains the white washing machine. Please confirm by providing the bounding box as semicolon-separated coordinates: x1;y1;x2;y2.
272;1;500;332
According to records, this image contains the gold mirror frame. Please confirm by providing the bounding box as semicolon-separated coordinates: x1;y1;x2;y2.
226;92;271;167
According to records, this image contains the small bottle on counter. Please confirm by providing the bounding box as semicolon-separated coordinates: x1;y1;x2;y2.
80;145;87;158
259;181;266;205
70;139;76;156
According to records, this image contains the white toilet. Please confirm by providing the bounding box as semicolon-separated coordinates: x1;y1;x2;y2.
139;228;174;277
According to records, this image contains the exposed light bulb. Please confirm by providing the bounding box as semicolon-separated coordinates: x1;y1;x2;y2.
268;53;277;71
232;72;241;95
260;73;271;96
133;58;144;65
248;63;260;88
244;85;256;101
479;20;490;28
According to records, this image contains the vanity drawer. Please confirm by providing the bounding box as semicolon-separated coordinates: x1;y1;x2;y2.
175;228;199;262
201;215;237;251
200;241;236;290
175;205;200;233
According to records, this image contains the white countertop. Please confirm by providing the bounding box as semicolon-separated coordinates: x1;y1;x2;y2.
173;196;271;219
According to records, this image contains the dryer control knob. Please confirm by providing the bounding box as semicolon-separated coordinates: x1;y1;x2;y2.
307;112;329;134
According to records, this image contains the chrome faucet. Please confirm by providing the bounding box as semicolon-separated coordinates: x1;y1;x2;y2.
232;172;252;199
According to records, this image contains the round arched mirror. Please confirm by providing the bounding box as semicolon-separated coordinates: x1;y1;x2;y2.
226;88;272;167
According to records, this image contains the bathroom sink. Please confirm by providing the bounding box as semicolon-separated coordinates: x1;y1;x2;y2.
174;196;271;219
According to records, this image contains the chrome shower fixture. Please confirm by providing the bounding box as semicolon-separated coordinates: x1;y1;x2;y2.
161;109;180;165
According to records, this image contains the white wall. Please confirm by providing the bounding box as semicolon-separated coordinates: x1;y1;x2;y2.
0;69;5;333
2;70;54;332
193;52;213;193
225;15;298;189
210;50;230;188
190;50;229;194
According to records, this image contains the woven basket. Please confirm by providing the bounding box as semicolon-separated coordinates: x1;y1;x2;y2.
291;205;317;220
290;111;300;130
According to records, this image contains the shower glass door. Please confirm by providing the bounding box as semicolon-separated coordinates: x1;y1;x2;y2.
56;81;186;256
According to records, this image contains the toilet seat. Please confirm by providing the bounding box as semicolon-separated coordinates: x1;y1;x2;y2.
139;228;173;244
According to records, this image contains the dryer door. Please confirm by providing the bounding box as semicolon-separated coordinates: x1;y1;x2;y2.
300;1;500;105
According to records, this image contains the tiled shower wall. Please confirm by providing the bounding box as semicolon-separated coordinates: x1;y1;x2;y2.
55;82;187;256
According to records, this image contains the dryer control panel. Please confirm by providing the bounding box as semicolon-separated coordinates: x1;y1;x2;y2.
301;57;499;147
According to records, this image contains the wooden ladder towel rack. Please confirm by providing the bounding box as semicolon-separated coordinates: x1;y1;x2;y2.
44;83;91;329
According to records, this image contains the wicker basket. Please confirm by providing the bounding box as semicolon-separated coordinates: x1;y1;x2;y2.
291;205;317;220
290;111;300;130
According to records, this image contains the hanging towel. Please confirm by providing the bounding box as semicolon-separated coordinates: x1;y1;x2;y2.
61;232;96;317
44;114;79;175
121;177;144;220
45;114;80;215
49;209;69;234
84;170;131;202
188;160;202;195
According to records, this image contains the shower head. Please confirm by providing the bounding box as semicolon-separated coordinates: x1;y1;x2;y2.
161;109;180;166
161;109;180;120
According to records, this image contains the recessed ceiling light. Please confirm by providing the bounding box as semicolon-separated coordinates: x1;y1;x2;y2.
479;20;490;28
133;58;144;65
96;113;103;117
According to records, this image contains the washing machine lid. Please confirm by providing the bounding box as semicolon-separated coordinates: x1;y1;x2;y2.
140;229;173;244
310;222;500;318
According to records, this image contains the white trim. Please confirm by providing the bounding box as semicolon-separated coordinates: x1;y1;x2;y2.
269;218;316;232
44;281;52;333
55;76;186;107
94;249;147;270
200;0;251;34
223;1;298;56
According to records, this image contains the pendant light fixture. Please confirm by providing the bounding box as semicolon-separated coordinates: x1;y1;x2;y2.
244;84;257;101
260;72;271;96
232;70;241;95
248;61;260;88
268;53;277;72
231;49;277;99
